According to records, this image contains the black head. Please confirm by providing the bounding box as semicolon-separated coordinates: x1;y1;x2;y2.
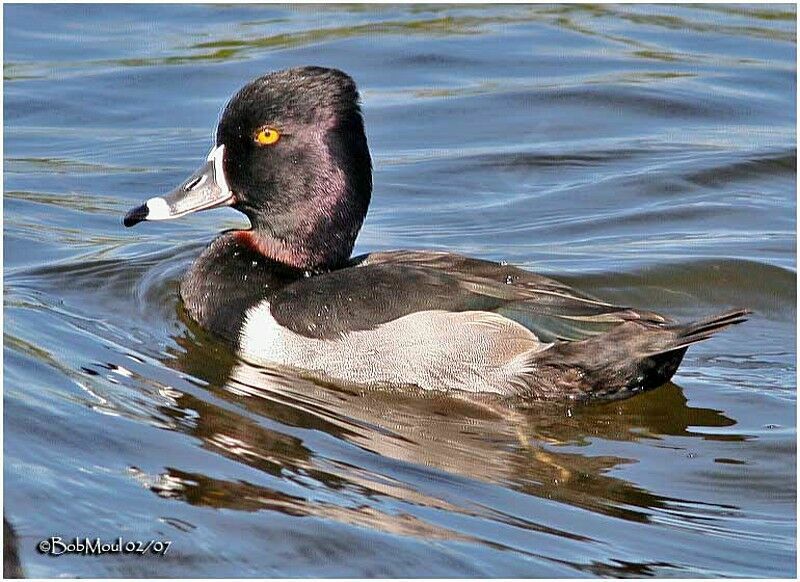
125;67;372;270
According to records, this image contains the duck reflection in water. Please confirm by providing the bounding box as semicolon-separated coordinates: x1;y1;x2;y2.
119;319;743;570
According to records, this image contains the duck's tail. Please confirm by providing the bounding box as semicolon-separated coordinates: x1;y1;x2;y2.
648;308;751;354
517;308;751;401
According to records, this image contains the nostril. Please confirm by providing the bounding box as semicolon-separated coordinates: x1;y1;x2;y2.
184;174;205;191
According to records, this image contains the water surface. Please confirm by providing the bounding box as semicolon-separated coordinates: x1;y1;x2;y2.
4;3;796;577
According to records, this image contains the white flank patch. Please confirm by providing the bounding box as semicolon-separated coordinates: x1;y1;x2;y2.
239;301;290;363
238;301;548;394
145;196;171;220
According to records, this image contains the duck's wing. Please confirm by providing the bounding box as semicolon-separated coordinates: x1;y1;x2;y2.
366;250;674;340
268;250;669;341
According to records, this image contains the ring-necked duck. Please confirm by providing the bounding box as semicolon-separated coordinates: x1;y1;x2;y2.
124;66;748;401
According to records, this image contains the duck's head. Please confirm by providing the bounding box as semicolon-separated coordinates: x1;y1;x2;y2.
124;66;372;270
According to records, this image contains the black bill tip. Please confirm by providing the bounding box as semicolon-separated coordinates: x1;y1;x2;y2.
123;203;148;227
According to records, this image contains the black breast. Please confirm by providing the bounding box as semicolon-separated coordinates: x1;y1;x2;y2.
180;232;304;342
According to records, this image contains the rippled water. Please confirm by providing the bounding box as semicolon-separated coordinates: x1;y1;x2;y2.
4;4;796;578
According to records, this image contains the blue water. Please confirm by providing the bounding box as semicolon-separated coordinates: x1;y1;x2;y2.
4;3;796;577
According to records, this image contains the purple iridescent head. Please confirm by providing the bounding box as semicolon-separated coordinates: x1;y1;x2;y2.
125;67;373;270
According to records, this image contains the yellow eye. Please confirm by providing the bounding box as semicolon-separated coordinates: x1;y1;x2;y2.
255;127;280;145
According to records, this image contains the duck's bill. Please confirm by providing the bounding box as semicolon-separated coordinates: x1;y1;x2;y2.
123;144;234;227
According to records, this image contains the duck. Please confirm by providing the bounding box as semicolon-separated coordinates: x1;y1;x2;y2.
124;66;748;402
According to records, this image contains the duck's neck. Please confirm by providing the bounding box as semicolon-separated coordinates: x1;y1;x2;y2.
232;230;319;271
242;185;369;271
234;222;355;272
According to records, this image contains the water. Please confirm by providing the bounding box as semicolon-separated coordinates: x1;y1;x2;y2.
3;4;796;577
